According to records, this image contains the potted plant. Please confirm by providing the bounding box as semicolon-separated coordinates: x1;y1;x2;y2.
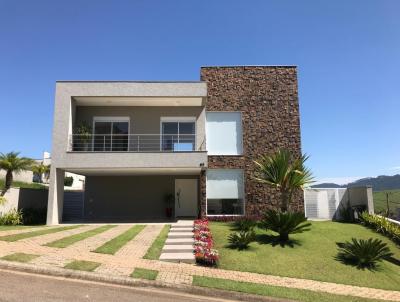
164;193;174;218
74;122;92;151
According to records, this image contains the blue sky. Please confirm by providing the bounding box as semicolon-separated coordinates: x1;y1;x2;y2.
0;0;399;183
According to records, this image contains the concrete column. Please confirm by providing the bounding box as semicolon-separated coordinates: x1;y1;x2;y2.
46;167;65;225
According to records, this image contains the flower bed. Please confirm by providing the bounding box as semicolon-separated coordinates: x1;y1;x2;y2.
194;219;219;266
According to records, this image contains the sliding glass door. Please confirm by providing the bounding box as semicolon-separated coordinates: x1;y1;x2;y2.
161;120;195;151
93;118;129;151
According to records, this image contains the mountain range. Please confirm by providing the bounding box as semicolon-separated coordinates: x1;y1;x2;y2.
312;174;400;191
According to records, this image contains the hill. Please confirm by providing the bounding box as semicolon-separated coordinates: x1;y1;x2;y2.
312;174;400;191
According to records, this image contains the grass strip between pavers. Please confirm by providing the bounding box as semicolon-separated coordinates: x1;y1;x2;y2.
64;260;100;272
45;225;116;248
192;276;385;302
131;268;158;280
0;225;44;232
143;224;170;260
1;253;39;263
0;225;83;242
93;225;145;255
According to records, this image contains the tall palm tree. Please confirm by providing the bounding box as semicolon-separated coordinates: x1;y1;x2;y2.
31;163;50;183
253;149;314;212
0;152;34;195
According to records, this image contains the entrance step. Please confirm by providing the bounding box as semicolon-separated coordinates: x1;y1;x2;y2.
159;252;195;263
167;232;193;239
160;220;195;263
162;244;194;253
165;238;193;245
170;227;193;232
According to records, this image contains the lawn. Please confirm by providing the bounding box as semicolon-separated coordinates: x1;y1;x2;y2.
64;260;100;272
1;253;39;263
143;224;170;260
45;225;115;248
373;189;400;215
193;276;385;302
0;179;47;190
131;268;158;280
93;225;145;254
0;225;82;242
210;221;400;291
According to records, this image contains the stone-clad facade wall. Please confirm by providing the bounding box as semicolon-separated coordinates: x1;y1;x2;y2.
200;66;303;217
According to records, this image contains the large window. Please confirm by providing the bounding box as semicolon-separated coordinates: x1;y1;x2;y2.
206;112;243;155
161;117;196;151
93;117;129;151
206;169;244;215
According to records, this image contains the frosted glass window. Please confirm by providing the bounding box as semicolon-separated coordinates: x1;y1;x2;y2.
206;169;244;215
206;112;243;155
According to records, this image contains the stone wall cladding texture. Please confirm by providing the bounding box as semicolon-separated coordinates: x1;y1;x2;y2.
200;66;303;217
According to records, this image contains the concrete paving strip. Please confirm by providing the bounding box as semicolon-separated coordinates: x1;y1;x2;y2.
165;238;194;245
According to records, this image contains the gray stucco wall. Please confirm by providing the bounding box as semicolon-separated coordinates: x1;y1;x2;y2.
84;175;199;221
75;106;205;150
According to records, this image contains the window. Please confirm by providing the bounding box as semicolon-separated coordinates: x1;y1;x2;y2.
206;112;243;155
93;117;129;151
161;117;196;151
206;169;244;215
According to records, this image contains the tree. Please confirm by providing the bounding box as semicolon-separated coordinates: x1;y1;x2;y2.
31;163;50;183
0;152;35;195
253;149;314;212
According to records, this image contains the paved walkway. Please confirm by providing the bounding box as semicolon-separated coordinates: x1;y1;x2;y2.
0;224;399;301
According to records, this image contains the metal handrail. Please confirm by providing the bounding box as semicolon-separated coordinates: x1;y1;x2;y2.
69;134;197;152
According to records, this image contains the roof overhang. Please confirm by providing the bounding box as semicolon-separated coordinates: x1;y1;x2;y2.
73;96;205;106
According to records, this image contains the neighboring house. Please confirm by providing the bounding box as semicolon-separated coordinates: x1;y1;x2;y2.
47;66;301;224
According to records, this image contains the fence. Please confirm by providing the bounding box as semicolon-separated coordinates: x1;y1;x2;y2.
304;187;374;220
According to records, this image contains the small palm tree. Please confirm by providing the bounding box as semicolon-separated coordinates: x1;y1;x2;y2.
0;152;35;195
253;149;314;212
31;163;50;183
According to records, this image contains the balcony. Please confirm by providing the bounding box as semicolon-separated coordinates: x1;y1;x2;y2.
68;134;201;152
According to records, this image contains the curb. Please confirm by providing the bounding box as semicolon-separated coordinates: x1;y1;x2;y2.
0;260;291;302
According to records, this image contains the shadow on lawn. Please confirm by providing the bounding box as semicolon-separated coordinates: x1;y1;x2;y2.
255;234;301;248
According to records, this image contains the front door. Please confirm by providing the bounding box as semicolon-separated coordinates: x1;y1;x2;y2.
175;179;198;217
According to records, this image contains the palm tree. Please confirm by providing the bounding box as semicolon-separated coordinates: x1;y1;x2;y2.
31;163;50;183
0;152;35;195
253;149;314;212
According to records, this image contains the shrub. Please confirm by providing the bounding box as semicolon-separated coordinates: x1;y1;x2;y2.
228;230;256;250
337;238;393;269
262;210;311;242
360;212;400;245
0;208;23;225
22;208;47;225
64;176;74;187
233;217;257;232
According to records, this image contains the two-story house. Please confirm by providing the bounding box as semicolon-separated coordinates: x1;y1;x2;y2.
47;66;301;224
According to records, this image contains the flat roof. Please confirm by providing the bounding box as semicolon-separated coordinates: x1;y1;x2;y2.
56;80;205;83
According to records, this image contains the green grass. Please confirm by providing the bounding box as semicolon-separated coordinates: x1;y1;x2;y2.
193;276;385;302
45;225;115;248
1;252;39;263
131;268;158;280
373;189;400;215
143;224;170;259
210;221;400;291
0;225;82;242
93;225;145;255
0;225;44;231
0;179;47;190
64;260;100;272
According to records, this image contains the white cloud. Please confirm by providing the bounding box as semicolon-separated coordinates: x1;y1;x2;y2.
313;176;366;186
389;166;400;170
